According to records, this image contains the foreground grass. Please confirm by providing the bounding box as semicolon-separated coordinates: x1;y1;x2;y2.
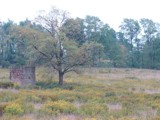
0;68;160;119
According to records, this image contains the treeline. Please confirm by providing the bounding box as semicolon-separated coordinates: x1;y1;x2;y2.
1;14;160;69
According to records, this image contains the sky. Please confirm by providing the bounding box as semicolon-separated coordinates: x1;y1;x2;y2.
0;0;160;31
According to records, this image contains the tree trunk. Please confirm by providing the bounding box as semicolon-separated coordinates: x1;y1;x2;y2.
58;41;64;86
59;71;64;86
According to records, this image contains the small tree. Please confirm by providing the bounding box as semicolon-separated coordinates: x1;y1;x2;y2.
34;7;103;85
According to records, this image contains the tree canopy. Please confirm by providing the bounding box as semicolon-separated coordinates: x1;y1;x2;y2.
1;7;160;84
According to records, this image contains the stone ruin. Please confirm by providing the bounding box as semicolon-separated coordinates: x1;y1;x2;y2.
10;67;35;86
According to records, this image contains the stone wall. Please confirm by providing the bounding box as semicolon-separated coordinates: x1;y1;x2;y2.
10;67;35;86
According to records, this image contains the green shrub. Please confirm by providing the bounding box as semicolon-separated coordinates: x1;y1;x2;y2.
13;83;20;89
41;100;76;115
80;102;108;116
105;92;116;97
0;82;14;88
0;92;19;102
0;102;10;114
24;95;42;103
22;103;34;114
4;103;24;115
37;92;58;102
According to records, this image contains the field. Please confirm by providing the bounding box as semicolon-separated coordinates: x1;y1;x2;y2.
0;68;160;120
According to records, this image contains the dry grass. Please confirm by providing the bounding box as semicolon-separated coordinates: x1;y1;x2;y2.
1;67;160;119
82;68;160;80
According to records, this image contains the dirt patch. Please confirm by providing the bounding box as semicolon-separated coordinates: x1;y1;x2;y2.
55;114;82;120
34;103;43;110
144;89;160;94
128;87;145;93
107;103;122;111
136;109;157;120
73;101;82;109
0;88;19;93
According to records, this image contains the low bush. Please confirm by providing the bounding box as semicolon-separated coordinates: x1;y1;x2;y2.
22;103;34;114
0;102;10;114
0;82;14;88
24;95;42;103
0;92;19;102
41;100;76;115
4;103;24;115
105;92;116;97
79;102;108;116
37;92;58;102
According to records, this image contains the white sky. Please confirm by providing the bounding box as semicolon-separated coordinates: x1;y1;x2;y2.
0;0;160;31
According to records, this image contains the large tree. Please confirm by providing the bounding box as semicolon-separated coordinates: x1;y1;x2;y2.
120;18;141;67
83;15;103;42
0;20;28;67
99;24;125;67
34;7;102;85
140;19;157;68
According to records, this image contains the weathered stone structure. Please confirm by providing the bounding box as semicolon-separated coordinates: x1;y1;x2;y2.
10;67;35;86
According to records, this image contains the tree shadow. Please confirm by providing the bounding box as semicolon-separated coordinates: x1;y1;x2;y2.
35;81;80;90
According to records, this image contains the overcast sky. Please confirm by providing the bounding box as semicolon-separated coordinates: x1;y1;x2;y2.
0;0;160;30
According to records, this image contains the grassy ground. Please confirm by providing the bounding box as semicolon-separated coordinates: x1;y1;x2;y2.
0;68;160;120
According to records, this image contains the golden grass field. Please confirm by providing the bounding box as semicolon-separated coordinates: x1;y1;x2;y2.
0;67;160;120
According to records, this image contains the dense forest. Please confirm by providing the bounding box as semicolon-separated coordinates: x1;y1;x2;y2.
1;7;160;70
